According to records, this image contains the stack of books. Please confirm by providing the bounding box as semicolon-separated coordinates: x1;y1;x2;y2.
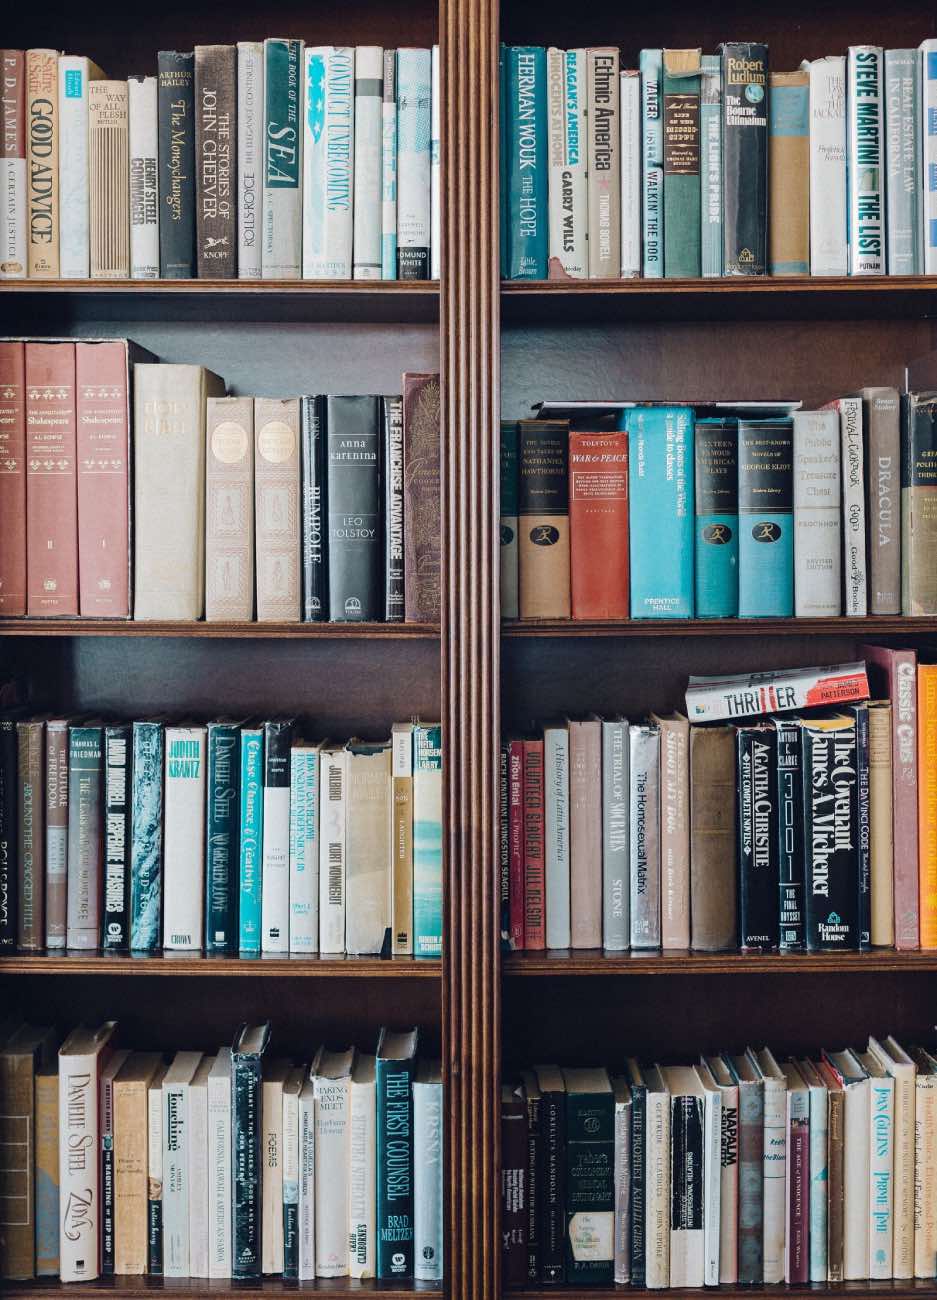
501;40;937;279
503;1037;926;1288
0;1018;443;1283
0;714;442;958
0;43;440;280
0;339;441;624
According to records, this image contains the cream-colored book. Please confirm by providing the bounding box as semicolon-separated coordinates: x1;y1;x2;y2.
345;741;391;955
867;1036;914;1278
147;1063;168;1273
188;1054;213;1278
26;50;59;278
348;1053;376;1278
59;55;106;278
88;80;129;278
162;1050;203;1278
858;1049;895;1279
113;1052;163;1274
644;1064;671;1289
313;1046;355;1277
391;722;414;956
298;1072;317;1279
254;397;301;622
318;744;347;954
207;1049;232;1278
262;1058;292;1274
651;712;689;949
206;396;255;621
868;701;894;945
282;1065;305;1278
750;1046;787;1285
134;364;226;619
911;1048;937;1277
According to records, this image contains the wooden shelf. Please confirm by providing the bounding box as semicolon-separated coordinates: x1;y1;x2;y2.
504;949;937;977
502;616;937;638
3;1279;443;1297
0;954;439;978
0;619;439;640
512;1287;937;1300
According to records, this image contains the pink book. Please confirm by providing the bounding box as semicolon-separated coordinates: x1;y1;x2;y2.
0;341;26;614
26;342;78;616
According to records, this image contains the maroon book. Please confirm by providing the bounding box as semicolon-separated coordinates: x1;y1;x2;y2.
788;1099;809;1283
26;341;78;616
508;737;525;950
523;738;545;950
76;341;131;617
0;340;26;614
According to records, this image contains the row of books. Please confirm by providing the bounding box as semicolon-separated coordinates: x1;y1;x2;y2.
502;1036;932;1288
0;1018;443;1283
501;389;935;621
501;42;937;280
0;44;441;281
502;650;937;953
0;339;441;623
0;714;443;958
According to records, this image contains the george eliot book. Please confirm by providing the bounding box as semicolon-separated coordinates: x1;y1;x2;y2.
694;417;738;618
737;416;794;617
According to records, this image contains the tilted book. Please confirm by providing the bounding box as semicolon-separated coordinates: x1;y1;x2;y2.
205;395;255;622
236;42;263;278
0;50;26;279
686;660;869;722
88;81;130;279
162;725;207;951
232;1023;270;1279
128;76;159;278
353;46;383;280
59;56;105;278
302;47;354;279
262;38;303;279
194;45;236;278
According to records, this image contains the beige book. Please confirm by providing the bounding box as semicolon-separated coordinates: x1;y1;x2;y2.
113;1052;164;1274
26;50;59;278
867;1036;914;1278
34;1065;59;1277
188;1054;213;1278
911;1048;937;1277
348;1053;376;1278
689;725;737;951
568;716;602;948
345;741;391;955
643;1064;671;1288
652;713;689;949
89;81;129;278
868;701;894;945
768;71;809;275
133;364;226;619
391;722;414;956
254;397;301;621
205;396;255;621
262;1058;292;1274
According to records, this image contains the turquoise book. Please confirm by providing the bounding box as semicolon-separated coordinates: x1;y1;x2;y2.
129;721;164;953
206;721;241;954
738;417;794;617
640;49;664;277
503;46;548;278
376;1027;419;1278
694;417;738;617
625;405;695;618
238;725;264;953
413;723;442;958
700;54;723;277
662;48;702;277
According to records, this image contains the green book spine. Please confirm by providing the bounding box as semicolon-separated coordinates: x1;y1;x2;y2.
663;51;702;277
376;1043;418;1277
504;46;548;278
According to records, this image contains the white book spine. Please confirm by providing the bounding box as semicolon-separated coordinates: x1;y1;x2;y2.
793;409;842;617
0;47;26;279
869;1074;895;1277
645;1086;671;1288
547;49;587;277
844;1078;871;1279
128;76;159;279
58;1049;105;1280
888;1063;915;1279
188;1075;209;1278
353;46;383;280
237;42;264;278
261;778;291;955
283;1081;300;1274
619;71;641;277
602;719;630;951
922;42;937;272
162;1081;190;1277
414;1078;444;1281
614;1093;631;1284
702;1087;722;1286
807;1081;829;1282
314;1075;350;1276
319;750;346;954
147;1079;163;1264
430;45;440;278
298;1085;316;1279
348;1077;376;1277
838;397;868;616
808;57;848;275
914;1074;937;1277
303;47;355;279
381;51;397;278
58;56;92;278
207;1056;232;1278
544;725;570;949
289;748;319;952
629;724;660;950
847;47;885;275
396;48;431;279
162;727;206;951
762;1075;787;1284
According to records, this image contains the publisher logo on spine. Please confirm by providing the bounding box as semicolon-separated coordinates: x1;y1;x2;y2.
752;521;781;543
530;524;559;546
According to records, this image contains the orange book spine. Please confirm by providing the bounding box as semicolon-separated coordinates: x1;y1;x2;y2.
569;429;629;620
918;664;937;948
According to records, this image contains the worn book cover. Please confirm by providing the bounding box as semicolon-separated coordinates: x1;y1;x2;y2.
128;76;159;278
689;725;736;950
194;46;236;278
0;1024;56;1278
587;48;620;278
403;373;441;621
206;395;255;621
694;417;738;617
662;48;701;278
16;718;44;950
254;397;301;622
768;71;808;274
901;391;937;614
26;341;78;615
562;1067;614;1283
0;50;26;279
720;43;768;275
518;419;570;618
25;50;58;278
66;723;104;949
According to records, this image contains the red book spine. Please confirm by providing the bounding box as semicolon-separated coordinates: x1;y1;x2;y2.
0;341;26;613
523;739;545;950
26;342;78;615
508;738;525;950
76;341;130;617
569;429;629;620
788;1111;809;1283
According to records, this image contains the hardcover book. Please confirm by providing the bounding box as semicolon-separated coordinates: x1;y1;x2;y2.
735;723;778;950
694;417;738;617
602;717;629;951
353;46;383;279
289;741;320;953
0;340;25;613
774;717;805;951
792;408;841;617
99;1047;132;1275
66;723;104;949
627;405;694;617
800;715;861;951
662;48;701;278
413;722;442;958
518;418;570;618
327;395;382;621
128;76;159;278
689;724;737;950
113;1053;164;1275
195;46;236;278
0;1024;55;1278
700;55;723;277
260;718;294;952
260;1058;290;1274
403;372;441;622
720;42;768;275
346;741;391;955
16;718;44;950
157;52;196;278
544;721;570;949
587;48;620;278
162;724;207;951
901;390;937;614
569;717;602;949
101;723;130;951
25;341;78;615
392;722;414;955
57;1022;117;1281
236;42;263;278
860;387;901;614
59;56;104;279
523;737;545;950
546;48;587;277
376;1028;418;1277
313;1045;354;1275
924;40;937;274
726;1050;764;1284
34;1064;58;1276
348;1053;376;1277
660;1065;705;1287
383;394;404;621
129;720;163;953
25;50;58;278
568;430;628;619
847;47;885;275
205;721;240;953
396;48;432;279
44;718;69;950
232;1022;270;1279
737;417;794;617
686;660;870;722
562;1067;614;1284
262;38;303;279
382;51;398;278
807;56;848;275
414;1060;444;1281
655;712;689;949
503;47;548;279
282;1064;303;1278
254;397;301;622
206;395;255;621
318;744;347;954
300;394;328;620
146;1062;167;1274
88;81;130;278
884;50;921;274
640;49;663;277
920;664;937;949
0;50;26;279
620;69;641;277
238;725;263;953
768;71;809;274
629;720;661;949
302;47;354;279
827;396;867;615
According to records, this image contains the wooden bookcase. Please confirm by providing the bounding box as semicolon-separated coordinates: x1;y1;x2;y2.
5;0;937;1297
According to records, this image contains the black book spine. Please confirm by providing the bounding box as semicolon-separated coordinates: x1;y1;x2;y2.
301;395;328;622
853;704;871;949
671;1094;704;1238
384;394;405;621
147;1200;162;1275
629;1081;646;1287
775;719;805;952
232;1051;263;1277
158;51;197;278
539;1085;566;1283
326;395;382;621
205;722;240;954
721;43;768;275
0;717;18;950
802;719;861;951
525;1086;542;1281
736;724;779;951
499;743;511;952
283;1199;298;1279
101;724;131;951
502;1091;528;1288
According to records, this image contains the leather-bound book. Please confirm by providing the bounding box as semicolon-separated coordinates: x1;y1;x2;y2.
26;341;78;615
518;418;570;619
402;372;441;622
254;397;301;622
689;724;737;951
205;395;254;621
0;340;26;613
569;429;628;619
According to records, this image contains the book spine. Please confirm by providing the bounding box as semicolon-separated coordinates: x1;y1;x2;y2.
614;1092;631;1283
100;1057;125;1275
842;1075;870;1280
101;725;130;951
855;706;871;948
383;394;405;621
282;1083;299;1279
827;1085;845;1281
659;718;689;950
717;1084;739;1281
232;1053;262;1278
147;1080;163;1274
500;420;519;619
920;667;937;948
236;42;263;278
568;430;629;619
544;727;570;950
847;47;885;274
58;56;91;278
382;51;398;277
587;48;619;278
629;724;661;949
414;724;443;958
302;47;354;278
669;1094;704;1287
208;1063;232;1278
44;720;68;948
803;721;861;951
403;372;442;623
504;46;548;279
0;340;25;612
867;648;918;947
913;1075;937;1277
157;52;196;277
261;1076;284;1274
298;1087;315;1278
301;395;328;621
262;39;303;279
924;42;937;273
864;389;901;613
884;50;921;273
254;397;301;621
869;1076;894;1277
569;720;602;949
128;77;159;278
523;739;545;950
75;340;131;617
701;1089;721;1286
35;1070;58;1276
314;1072;350;1275
25;50;58;277
499;744;510;948
538;1085;565;1282
205;395;255;621
502;1094;528;1285
518;419;571;618
66;725;103;949
700;56;723;276
663;51;701;278
768;72;809;274
808;57;848;274
736;727;778;950
602;720;629;951
793;409;841;616
261;719;293;952
807;1082;829;1281
430;45;440;278
868;704;894;946
628;406;694;617
289;748;319;953
392;726;414;956
737;1079;764;1284
26;341;78;615
689;727;738;952
16;719;44;950
762;1077;786;1283
205;723;240;953
349;1074;377;1277
640;50;664;277
195;45;237;278
59;1048;105;1280
903;393;937;615
353;46;382;279
566;1087;614;1284
838;397;868;615
694;419;738;617
397;48;432;279
414;1078;443;1280
524;1086;542;1281
327;396;382;620
163;727;207;951
376;1050;416;1277
0;50;26;279
319;749;346;954
644;1084;670;1288
721;43;768;275
890;1062;913;1279
775;721;805;951
629;1082;646;1285
88;80;130;278
130;722;163;953
560;49;587;277
788;1090;809;1283
0;1048;35;1277
547;49;570;275
737;418;794;617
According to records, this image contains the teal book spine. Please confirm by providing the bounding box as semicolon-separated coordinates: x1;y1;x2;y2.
640;49;664;276
238;726;264;953
663;50;702;277
701;55;723;276
500;46;509;278
625;405;695;617
738;418;794;617
413;724;443;957
505;46;548;278
206;722;241;954
130;721;163;954
694;417;738;617
376;1045;418;1277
